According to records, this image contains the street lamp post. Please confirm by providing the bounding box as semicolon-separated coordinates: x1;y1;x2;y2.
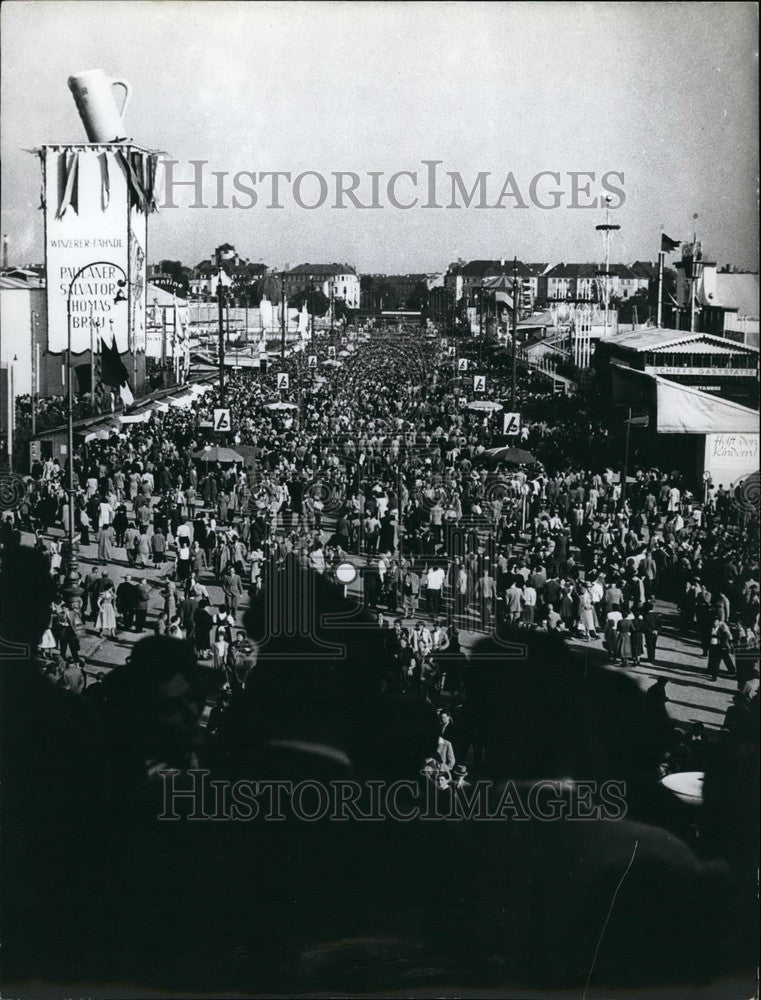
688;256;704;334
62;260;127;614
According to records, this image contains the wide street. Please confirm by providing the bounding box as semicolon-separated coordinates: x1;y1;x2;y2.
26;512;738;735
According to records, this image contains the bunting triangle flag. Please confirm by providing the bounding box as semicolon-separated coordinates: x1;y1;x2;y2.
100;333;134;405
661;233;681;253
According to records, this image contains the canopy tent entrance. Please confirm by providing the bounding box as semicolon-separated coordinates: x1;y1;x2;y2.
611;364;759;488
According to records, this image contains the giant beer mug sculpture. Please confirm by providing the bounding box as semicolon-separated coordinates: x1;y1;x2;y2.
68;69;131;142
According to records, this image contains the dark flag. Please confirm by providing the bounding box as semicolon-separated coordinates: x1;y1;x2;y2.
100;333;134;405
661;233;680;253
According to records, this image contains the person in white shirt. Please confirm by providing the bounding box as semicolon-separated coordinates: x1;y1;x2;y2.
98;500;113;529
522;584;537;626
177;521;194;546
426;565;446;614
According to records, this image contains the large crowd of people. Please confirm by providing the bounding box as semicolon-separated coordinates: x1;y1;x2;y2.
1;325;758;995
7;327;759;688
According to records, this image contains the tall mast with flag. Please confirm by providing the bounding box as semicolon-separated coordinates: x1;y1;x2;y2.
658;229;681;326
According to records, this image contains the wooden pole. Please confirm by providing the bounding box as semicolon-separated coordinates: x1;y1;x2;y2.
216;249;226;404
656;250;664;327
511;257;518;410
622;407;631;501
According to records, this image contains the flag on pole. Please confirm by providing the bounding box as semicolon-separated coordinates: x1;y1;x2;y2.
100;333;134;405
661;233;680;253
298;302;309;339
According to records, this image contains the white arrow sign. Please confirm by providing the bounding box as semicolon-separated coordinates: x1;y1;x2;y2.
213;408;232;432
503;411;521;436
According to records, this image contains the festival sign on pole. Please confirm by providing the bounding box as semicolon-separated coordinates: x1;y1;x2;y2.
213;407;232;432
277;372;290;390
40;140;158;394
458;358;468;372
473;374;486;392
503;411;521;436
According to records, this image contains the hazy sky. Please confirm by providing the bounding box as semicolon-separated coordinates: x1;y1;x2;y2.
1;1;758;272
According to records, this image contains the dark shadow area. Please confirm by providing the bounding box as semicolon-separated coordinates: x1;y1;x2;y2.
1;549;757;997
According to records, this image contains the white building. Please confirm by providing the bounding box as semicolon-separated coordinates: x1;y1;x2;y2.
284;264;361;310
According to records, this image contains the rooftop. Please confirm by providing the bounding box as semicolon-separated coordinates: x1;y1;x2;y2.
605;327;760;355
287;263;357;276
0;268;45;289
450;259;548;278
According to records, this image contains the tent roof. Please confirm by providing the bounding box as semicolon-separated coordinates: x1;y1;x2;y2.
605;326;759;355
147;282;186;307
611;363;759;434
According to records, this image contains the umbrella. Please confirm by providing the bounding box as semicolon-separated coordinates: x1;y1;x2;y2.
322;359;343;367
480;445;536;465
192;446;244;464
466;400;503;412
265;401;298;411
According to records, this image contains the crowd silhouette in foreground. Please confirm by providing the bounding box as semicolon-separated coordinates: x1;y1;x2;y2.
1;544;757;997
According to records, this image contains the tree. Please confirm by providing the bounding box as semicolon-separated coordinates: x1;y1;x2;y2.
405;279;429;311
258;272;283;305
332;297;356;323
375;281;400;311
359;274;376;311
158;260;189;295
611;287;651;325
359;276;401;312
290;288;330;316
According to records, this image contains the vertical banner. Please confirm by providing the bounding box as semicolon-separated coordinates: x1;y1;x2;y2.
129;197;148;359
44;146;131;353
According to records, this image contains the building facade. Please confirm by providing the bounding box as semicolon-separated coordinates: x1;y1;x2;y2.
188;246;269;299
284;264;360;309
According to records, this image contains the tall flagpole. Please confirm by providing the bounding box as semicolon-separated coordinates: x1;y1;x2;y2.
657;227;665;328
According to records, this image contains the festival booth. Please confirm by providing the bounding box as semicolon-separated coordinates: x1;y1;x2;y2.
611;364;759;488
